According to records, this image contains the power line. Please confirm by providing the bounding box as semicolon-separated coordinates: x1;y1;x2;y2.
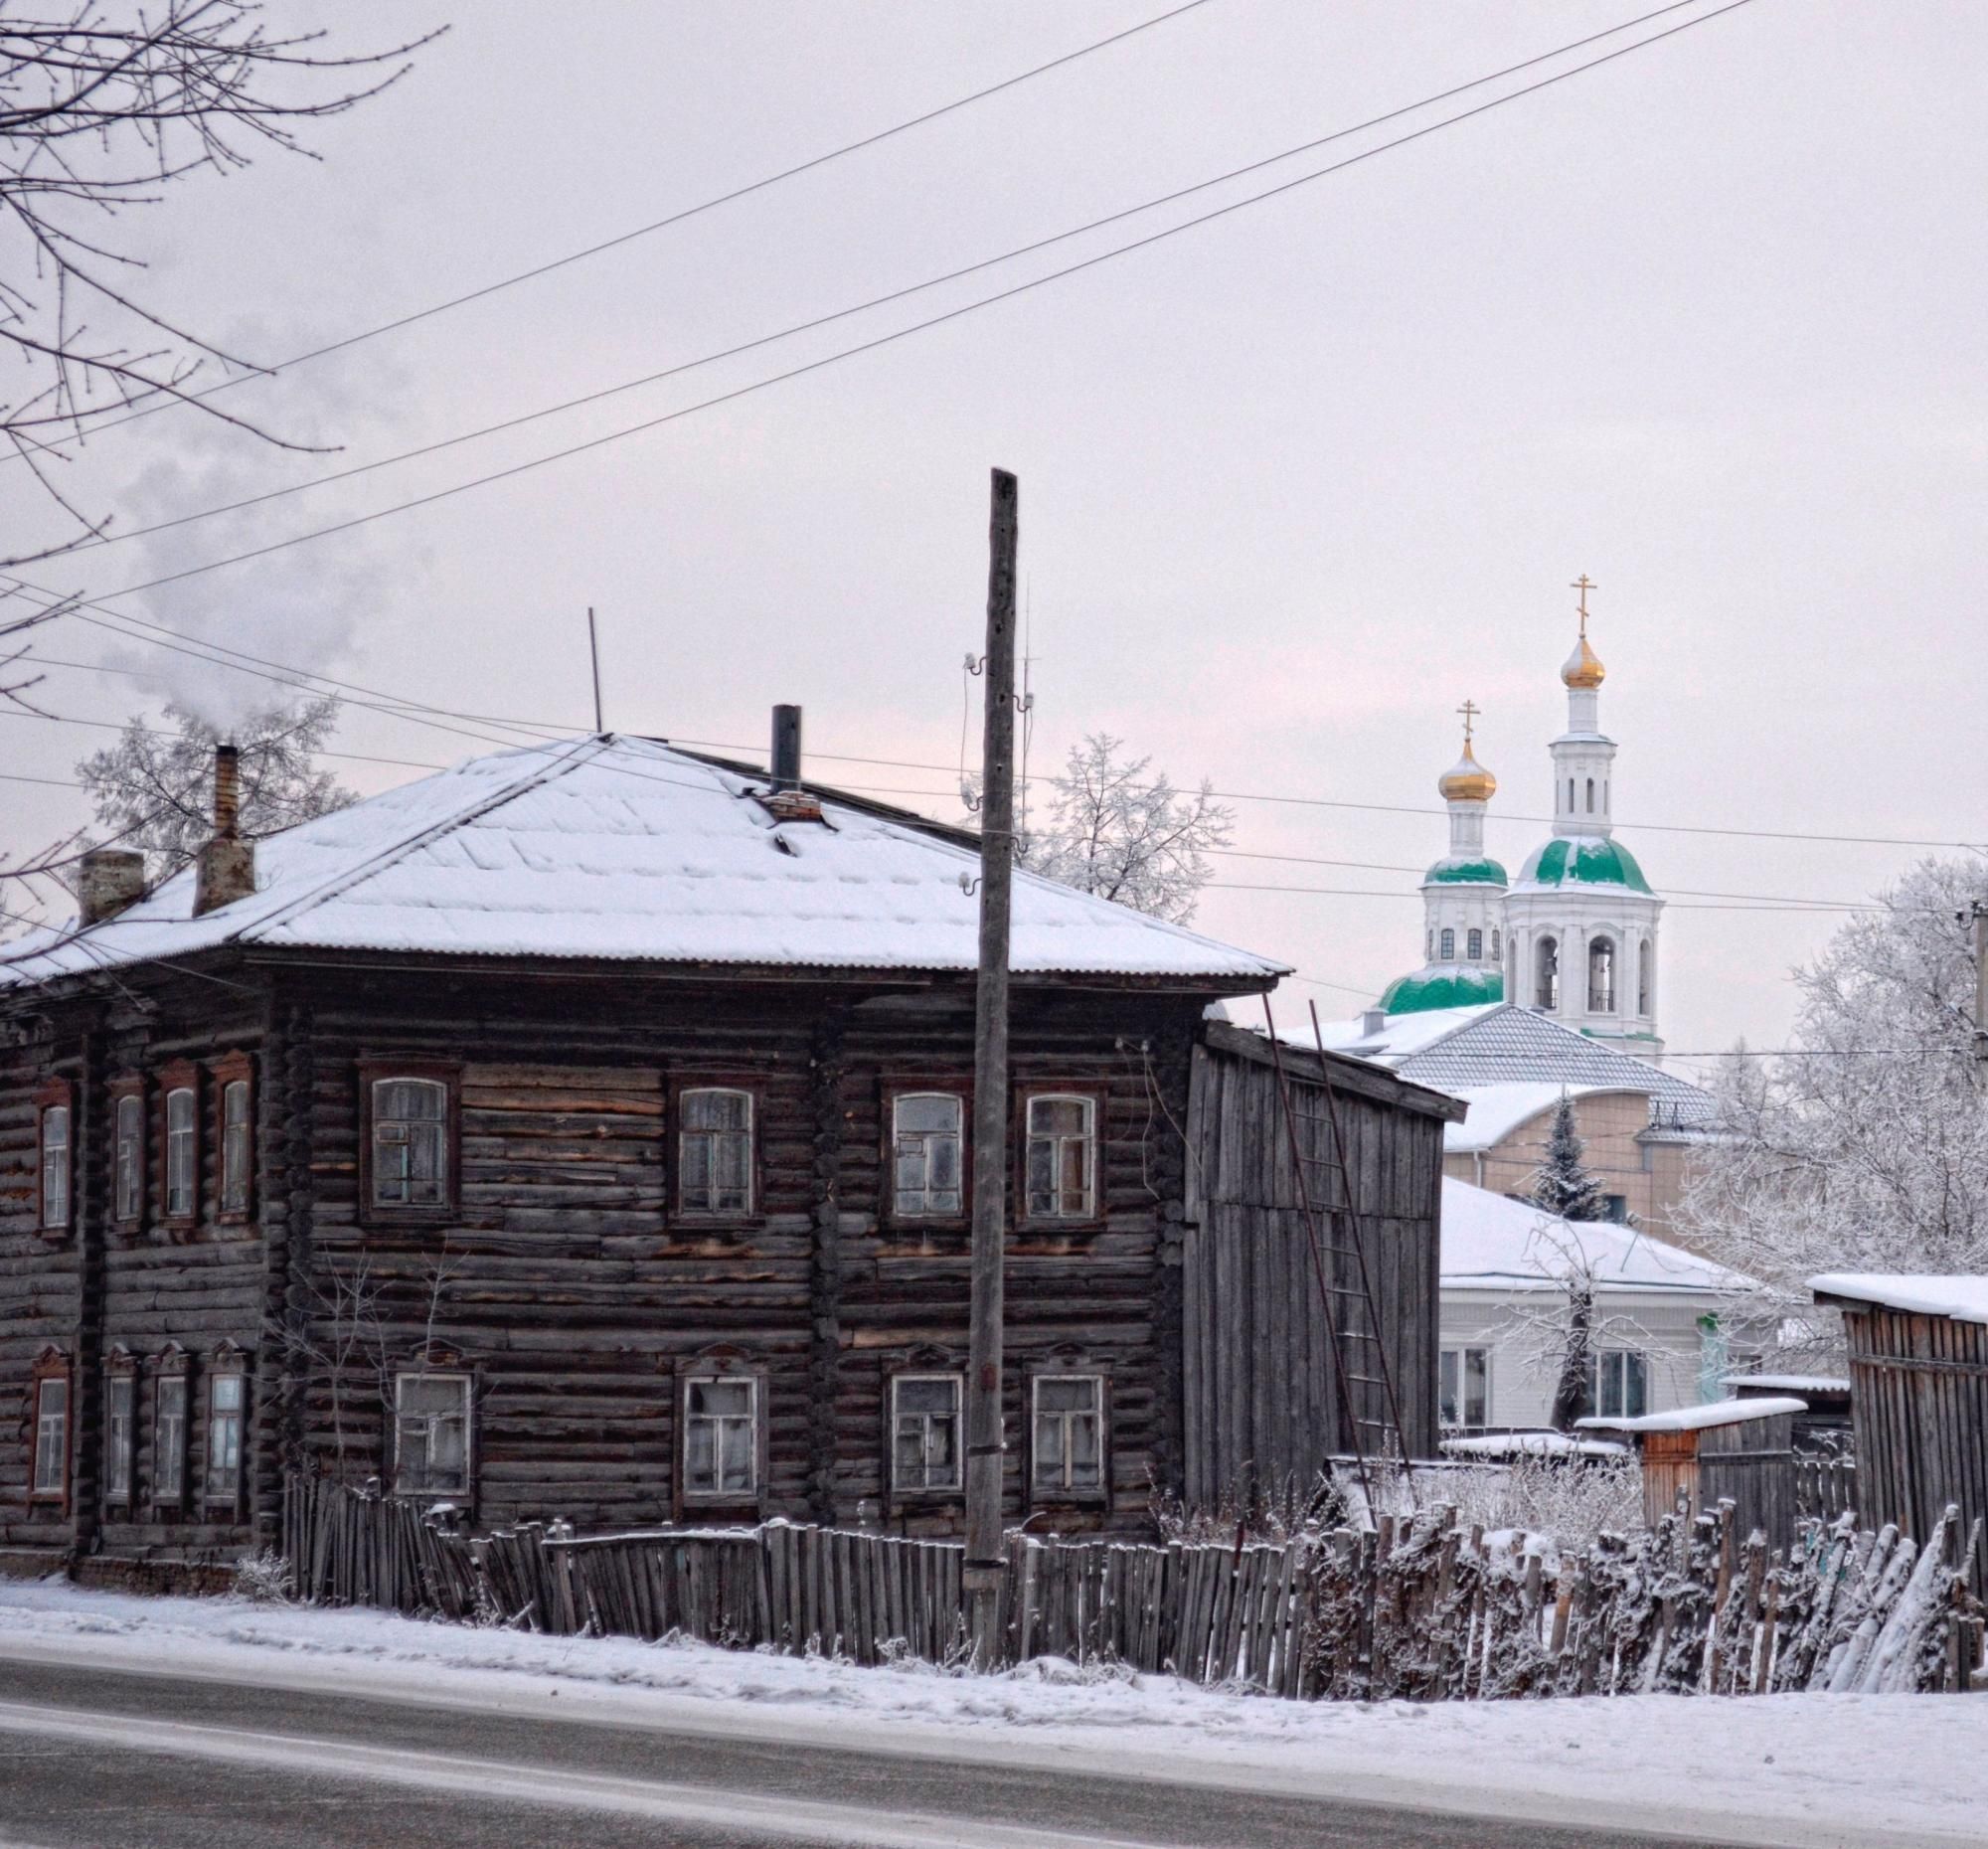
0;0;1757;620
1207;880;1881;913
60;2;1713;558
6;0;1221;458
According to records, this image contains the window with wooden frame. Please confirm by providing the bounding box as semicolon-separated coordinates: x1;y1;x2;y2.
890;1373;962;1494
677;1086;754;1218
1022;1092;1097;1223
1438;1346;1490;1429
393;1371;472;1498
204;1350;248;1512
111;1082;144;1223
153;1350;190;1512
362;1067;456;1215
103;1351;138;1506
1583;1349;1649;1422
29;1349;71;1509
888;1090;965;1222
37;1082;72;1233
1030;1372;1106;1501
161;1067;199;1223
212;1054;253;1220
680;1365;762;1502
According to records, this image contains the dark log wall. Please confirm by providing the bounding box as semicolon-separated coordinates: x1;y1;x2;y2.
5;956;1452;1557
1182;1022;1454;1504
1838;1303;1988;1588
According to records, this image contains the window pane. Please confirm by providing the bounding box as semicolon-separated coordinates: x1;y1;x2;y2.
106;1376;134;1499
115;1095;142;1219
1038;1376;1096;1414
898;1378;954;1416
42;1104;70;1226
1025;1138;1054;1216
1067;1411;1101;1488
1029;1097;1087;1137
212;1374;244;1413
691;1380;752;1419
897;1094;958;1135
685;1089;748;1131
1033;1411;1065;1487
1059;1137;1089;1213
222;1082;251;1212
686;1418;716;1489
157;1378;186;1500
718;1417;753;1492
166;1088;196;1216
1464;1349;1489;1428
1624;1353;1649;1421
1438;1350;1460;1426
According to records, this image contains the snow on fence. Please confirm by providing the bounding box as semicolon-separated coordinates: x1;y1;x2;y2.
279;1475;1983;1699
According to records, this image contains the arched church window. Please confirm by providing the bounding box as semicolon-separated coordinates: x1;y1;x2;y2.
1585;777;1595;813
1491;928;1501;959
1439;927;1455;960
1535;936;1559;1011
1638;938;1652;1015
1466;927;1482;960
1425;928;1433;960
1567;777;1575;812
1587;936;1616;1012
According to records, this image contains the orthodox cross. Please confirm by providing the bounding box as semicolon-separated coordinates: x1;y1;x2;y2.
1456;698;1480;744
1571;574;1597;635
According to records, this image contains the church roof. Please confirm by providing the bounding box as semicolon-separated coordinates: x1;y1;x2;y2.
1515;835;1653;895
0;736;1288;991
1378;963;1504;1015
1422;855;1509;888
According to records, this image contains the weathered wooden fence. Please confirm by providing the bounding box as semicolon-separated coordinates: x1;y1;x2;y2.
281;1476;1982;1698
1796;1453;1859;1523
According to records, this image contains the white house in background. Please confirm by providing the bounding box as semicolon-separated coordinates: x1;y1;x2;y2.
1437;1177;1758;1432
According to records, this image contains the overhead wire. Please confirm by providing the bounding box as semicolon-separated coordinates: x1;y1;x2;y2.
5;0;1222;458
0;0;1760;621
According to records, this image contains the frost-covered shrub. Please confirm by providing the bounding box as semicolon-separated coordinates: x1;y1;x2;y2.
230;1548;292;1603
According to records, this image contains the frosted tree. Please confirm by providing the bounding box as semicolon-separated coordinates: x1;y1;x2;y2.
1532;1093;1607;1223
76;696;357;882
1024;733;1235;924
1680;854;1988;1352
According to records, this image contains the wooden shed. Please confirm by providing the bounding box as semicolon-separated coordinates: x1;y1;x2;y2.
1578;1396;1806;1544
1811;1274;1988;1585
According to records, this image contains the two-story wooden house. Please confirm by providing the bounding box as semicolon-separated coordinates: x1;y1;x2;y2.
1;726;1458;1582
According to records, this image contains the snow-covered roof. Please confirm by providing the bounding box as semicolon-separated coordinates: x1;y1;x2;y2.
1809;1274;1988;1326
0;736;1288;990
1439;1431;1629;1459
1308;1002;1714;1133
1439;1177;1753;1295
1724;1372;1850;1395
1443;1082;1620;1154
1576;1397;1807;1435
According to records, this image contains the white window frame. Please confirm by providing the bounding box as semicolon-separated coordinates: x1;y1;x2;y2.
890;1372;963;1494
1031;1372;1105;1498
1438;1345;1490;1429
891;1092;964;1221
154;1370;188;1508
165;1085;197;1219
39;1102;70;1230
113;1093;143;1221
370;1076;450;1210
104;1369;136;1503
1586;1349;1650;1421
393;1371;473;1498
682;1373;760;1501
678;1087;754;1218
32;1375;69;1500
220;1078;252;1216
205;1366;247;1508
1024;1093;1096;1222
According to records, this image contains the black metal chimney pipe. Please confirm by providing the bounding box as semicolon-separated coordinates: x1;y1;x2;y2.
771;704;802;790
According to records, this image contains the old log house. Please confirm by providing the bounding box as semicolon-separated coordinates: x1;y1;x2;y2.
2;726;1458;1581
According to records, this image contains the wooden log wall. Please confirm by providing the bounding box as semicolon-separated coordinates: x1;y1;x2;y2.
1181;1022;1456;1506
1840;1304;1988;1591
284;1474;1984;1700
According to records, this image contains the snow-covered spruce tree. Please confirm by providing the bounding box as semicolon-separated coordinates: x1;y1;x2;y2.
1532;1092;1607;1223
1023;733;1235;924
77;697;357;883
1680;854;1988;1346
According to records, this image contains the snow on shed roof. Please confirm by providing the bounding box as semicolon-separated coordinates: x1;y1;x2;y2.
1439;1431;1629;1460
0;736;1288;989
1724;1373;1851;1395
1577;1397;1807;1435
1439;1177;1753;1295
1809;1274;1988;1326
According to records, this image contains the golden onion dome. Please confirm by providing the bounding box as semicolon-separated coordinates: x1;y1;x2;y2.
1562;631;1605;689
1437;738;1496;802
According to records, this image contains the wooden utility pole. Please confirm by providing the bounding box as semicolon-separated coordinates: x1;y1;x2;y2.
965;468;1019;1657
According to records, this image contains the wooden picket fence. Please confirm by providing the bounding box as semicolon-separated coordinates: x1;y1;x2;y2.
281;1475;1983;1698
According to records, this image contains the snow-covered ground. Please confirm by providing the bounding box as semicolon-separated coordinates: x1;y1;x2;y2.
2;1578;1981;1849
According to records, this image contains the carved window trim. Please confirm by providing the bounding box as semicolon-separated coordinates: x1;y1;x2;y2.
358;1061;460;1223
152;1345;191;1516
203;1342;248;1518
103;1347;140;1510
109;1075;146;1225
210;1052;254;1223
157;1059;201;1229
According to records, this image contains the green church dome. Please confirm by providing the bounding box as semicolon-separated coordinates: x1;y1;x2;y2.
1423;855;1509;887
1378;964;1505;1015
1516;836;1652;894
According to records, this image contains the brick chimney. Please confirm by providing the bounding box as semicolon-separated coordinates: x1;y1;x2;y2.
78;848;146;925
193;744;255;916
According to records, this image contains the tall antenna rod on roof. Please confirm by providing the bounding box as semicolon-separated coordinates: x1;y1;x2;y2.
586;606;604;734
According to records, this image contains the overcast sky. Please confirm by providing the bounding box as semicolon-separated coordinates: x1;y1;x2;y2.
4;0;1983;1069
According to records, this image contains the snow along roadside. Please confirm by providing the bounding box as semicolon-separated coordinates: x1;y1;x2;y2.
2;1579;1981;1849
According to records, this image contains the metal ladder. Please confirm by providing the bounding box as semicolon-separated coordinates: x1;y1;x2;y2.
1261;995;1417;1511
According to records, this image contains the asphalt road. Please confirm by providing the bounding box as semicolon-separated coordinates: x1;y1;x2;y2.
0;1656;1742;1849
